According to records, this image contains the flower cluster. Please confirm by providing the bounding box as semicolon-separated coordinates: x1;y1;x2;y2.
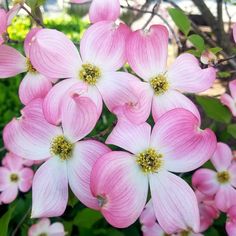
0;1;236;235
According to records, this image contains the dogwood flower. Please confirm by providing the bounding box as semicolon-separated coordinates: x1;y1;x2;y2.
126;25;216;121
70;0;120;23
226;205;236;236
0;27;53;105
90;109;216;233
29;22;149;125
0;4;20;44
3;96;110;217
220;79;236;117
28;218;65;236
192;142;236;212
0;153;33;204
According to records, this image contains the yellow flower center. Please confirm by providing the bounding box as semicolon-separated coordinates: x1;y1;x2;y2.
26;58;37;73
79;63;101;85
10;173;19;183
181;231;190;236
217;171;230;184
50;135;73;161
150;74;169;95
136;148;163;173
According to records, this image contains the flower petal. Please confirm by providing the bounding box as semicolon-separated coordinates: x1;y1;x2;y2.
31;158;68;218
0;9;7;33
126;25;168;80
215;185;236;212
80;21;130;71
19;72;52;105
0;167;10;191
24;27;41;57
1;185;18;204
150;171;200;234
150;108;216;172
49;222;65;235
30;29;81;79
67;140;110;209
152;90;201;122
167;53;216;93
90;151;148;228
19;168;34;192
6;4;20;25
211;142;233;172
61;91;98;142
233;23;236;43
226;221;236;236
106;119;151;154
0;45;27;78
229;80;236;99
220;93;236;117
192;169;219;196
228;162;236;187
89;0;120;23
3;99;62;160
142;223;165;236
139;200;156;227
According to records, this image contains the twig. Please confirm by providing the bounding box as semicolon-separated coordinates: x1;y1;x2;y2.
89;122;116;141
214;55;236;67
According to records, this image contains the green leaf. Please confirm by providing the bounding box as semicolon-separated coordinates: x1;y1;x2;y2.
0;206;15;236
205;227;220;236
196;96;232;123
188;34;205;52
209;47;223;54
186;49;201;57
227;124;236;138
168;8;191;36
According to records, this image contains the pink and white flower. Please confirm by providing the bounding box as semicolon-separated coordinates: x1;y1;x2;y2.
90;109;216;233
28;218;65;236
0;27;53;105
70;0;120;23
226;205;236;236
192;142;236;212
29;22;149;125
2;152;34;167
0;4;20;44
220;79;236;117
3;97;110;217
126;25;216;121
0;153;33;204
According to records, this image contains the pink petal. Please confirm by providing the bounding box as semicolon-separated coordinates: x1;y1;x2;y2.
0;45;27;78
211;142;233;172
89;0;120;23
215;186;236;212
19;72;52;105
0;36;4;45
229;79;236;100
3;99;62;160
19;168;34;192
167;53;216;93
6;4;20;25
80;21;130;71
192;169;219;196
24;27;41;57
30;29;81;79
2;153;23;171
150;108;216;172
28;218;51;236
61;93;98;142
67;140;110;209
220;93;236;117
150;171;200;234
0;9;7;33
226;221;236;236
90;151;148;228
152;90;201;122
228;162;236;187
126;25;168;80
233;23;236;43
140;200;156;227
43;79;78;125
228;205;236;221
1;185;18;204
106;119;151;154
0;167;10;190
97;71;152;124
142;223;165;236
49;222;65;235
32;158;68;218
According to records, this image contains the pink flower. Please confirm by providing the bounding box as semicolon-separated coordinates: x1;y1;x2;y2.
220;79;236;117
90;109;216;233
70;0;120;23
233;23;236;43
0;153;33;204
28;218;65;236
0;27;53;105
226;205;236;236
195;190;219;232
29;22;148;125
0;5;20;44
3;97;110;217
126;25;216;121
192;142;236;212
2;152;34;167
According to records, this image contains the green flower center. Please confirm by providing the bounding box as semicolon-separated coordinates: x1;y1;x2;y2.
26;58;37;73
136;148;163;173
181;231;190;236
217;171;230;183
38;233;48;236
79;63;101;85
50;135;73;160
10;173;19;183
150;74;169;95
